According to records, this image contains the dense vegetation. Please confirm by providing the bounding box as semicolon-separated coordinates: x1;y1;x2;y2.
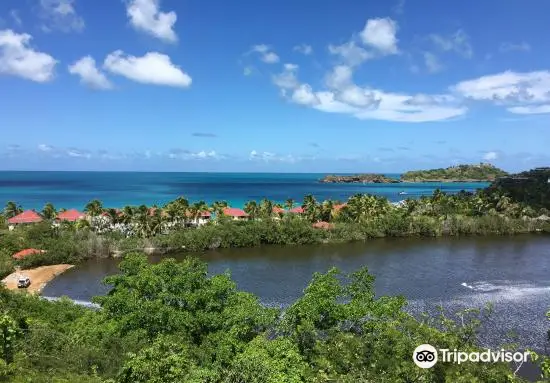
401;163;509;182
320;174;399;183
486;167;550;210
1;252;550;382
1;183;550;277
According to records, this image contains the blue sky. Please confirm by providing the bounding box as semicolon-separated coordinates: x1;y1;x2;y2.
0;0;549;172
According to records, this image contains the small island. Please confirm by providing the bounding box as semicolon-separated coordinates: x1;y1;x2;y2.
400;163;508;182
321;164;508;184
320;174;400;184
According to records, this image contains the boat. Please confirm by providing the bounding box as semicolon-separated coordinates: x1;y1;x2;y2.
398;191;408;195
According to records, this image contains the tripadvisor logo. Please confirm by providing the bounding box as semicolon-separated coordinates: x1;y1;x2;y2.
413;344;438;368
413;344;531;368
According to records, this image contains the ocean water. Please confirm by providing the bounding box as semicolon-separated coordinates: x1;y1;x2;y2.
0;171;489;210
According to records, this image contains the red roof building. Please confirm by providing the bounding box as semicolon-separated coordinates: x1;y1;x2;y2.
222;207;249;218
57;209;85;222
273;206;286;214
185;210;212;218
289;206;304;214
7;210;43;224
12;248;46;260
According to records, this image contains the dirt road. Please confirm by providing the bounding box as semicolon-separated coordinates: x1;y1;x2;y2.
1;264;74;294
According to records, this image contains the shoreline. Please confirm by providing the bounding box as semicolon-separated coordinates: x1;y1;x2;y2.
1;264;74;295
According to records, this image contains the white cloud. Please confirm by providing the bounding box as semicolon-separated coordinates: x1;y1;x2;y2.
500;42;531;53
482;151;498;161
103;50;192;88
360;18;399;54
0;29;57;82
429;29;472;58
10;10;22;25
243;66;254;76
453;70;550;114
67;148;91;159
328;41;372;67
249;150;296;163
127;0;177;43
251;44;280;64
68;56;113;89
38;144;54;152
423;52;443;73
293;44;313;55
191;150;218;159
272;63;299;89
39;0;85;33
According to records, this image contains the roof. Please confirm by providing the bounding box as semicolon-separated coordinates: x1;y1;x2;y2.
273;206;286;214
57;209;85;221
312;221;334;229
289;206;304;213
185;210;211;217
223;207;248;217
12;248;45;260
7;210;43;224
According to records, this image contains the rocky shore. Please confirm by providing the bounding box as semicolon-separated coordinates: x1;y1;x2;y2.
320;174;399;183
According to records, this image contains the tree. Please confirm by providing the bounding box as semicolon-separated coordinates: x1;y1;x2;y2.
41;203;57;220
84;200;104;217
3;202;22;219
285;199;295;211
211;201;228;219
259;199;274;219
302;195;319;223
244;201;259;220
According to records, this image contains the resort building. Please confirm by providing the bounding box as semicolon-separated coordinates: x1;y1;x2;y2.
289;206;304;214
7;210;43;231
222;207;249;220
186;210;212;226
56;209;86;222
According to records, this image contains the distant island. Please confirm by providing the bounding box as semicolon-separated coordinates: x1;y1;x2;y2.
321;163;509;184
320;174;399;184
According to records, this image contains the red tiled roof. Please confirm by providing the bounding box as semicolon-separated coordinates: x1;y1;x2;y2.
289;206;304;213
312;221;334;229
7;210;43;224
12;248;45;260
273;207;286;214
57;209;85;221
223;207;248;217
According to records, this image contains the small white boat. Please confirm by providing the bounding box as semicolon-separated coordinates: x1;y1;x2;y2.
398;191;408;195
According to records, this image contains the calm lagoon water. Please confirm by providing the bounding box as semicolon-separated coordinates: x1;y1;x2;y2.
0;171;488;209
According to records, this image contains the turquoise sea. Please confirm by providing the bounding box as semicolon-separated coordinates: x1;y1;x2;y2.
0;171;489;210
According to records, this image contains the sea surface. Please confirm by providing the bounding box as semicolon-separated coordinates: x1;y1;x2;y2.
0;171;489;209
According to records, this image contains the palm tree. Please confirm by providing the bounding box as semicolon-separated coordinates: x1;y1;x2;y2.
285;198;295;211
84;199;103;217
259;199;274;219
75;218;91;231
4;201;22;219
42;202;57;220
211;200;228;219
302;194;319;223
320;200;334;222
244;201;259;219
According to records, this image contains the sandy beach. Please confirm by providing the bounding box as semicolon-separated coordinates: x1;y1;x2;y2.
2;264;74;294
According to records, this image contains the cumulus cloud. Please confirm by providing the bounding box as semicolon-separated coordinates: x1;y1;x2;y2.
38;144;54;152
429;29;472;58
272;63;300;90
103;50;192;88
328;42;372;67
167;149;220;160
452;70;550;114
250;44;280;64
293;44;313;55
249;150;296;163
0;29;57;82
360;18;399;55
126;0;177;42
68;56;113;89
67;148;91;159
39;0;85;33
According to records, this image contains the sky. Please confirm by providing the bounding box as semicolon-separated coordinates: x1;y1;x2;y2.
0;0;549;173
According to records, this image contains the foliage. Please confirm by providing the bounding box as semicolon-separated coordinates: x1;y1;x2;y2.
401;163;508;182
